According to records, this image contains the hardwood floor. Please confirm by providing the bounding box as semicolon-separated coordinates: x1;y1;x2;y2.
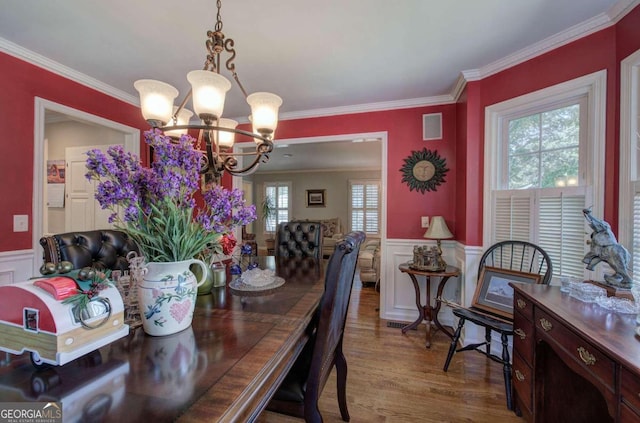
258;280;523;423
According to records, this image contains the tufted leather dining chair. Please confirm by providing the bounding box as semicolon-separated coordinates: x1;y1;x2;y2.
267;231;365;423
275;221;323;259
39;229;139;272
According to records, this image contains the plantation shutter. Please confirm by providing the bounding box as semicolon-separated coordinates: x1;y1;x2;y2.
633;191;640;284
493;193;532;243
538;193;586;277
350;180;380;235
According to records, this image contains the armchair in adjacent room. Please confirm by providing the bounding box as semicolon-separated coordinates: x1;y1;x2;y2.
358;238;380;288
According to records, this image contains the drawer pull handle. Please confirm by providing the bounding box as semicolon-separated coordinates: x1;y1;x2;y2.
539;318;553;332
514;328;526;340
515;369;525;382
516;299;526;309
577;347;596;365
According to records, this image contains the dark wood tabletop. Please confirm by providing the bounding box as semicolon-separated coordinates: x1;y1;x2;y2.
0;256;325;423
513;283;640;376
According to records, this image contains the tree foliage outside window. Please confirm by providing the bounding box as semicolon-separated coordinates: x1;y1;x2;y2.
507;104;580;189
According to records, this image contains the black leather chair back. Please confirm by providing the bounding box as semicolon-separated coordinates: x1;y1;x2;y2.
275;221;323;259
40;229;139;272
267;231;365;422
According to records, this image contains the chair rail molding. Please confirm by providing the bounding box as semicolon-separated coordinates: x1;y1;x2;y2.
0;249;35;285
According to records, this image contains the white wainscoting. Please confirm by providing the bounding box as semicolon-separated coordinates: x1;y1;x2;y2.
0;249;36;285
379;239;488;346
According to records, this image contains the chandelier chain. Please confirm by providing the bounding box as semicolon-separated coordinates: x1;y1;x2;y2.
215;0;223;32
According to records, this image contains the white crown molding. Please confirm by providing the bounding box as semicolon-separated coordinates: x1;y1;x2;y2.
451;73;469;101
0;37;139;106
608;0;640;23
277;95;457;121
3;0;637;119
456;0;639;91
255;166;381;175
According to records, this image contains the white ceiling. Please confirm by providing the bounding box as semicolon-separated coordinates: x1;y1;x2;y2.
2;0;633;172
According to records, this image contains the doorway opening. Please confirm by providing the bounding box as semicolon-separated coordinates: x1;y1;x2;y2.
32;98;140;275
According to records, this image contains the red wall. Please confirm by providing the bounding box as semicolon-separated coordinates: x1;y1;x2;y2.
0;52;148;252
2;5;639;253
256;105;458;240
457;6;640;246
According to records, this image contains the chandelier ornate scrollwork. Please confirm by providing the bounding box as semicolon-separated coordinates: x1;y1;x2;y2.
134;0;282;183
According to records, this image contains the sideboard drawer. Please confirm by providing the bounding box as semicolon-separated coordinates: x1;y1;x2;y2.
534;308;615;392
622;367;640;414
514;291;533;321
513;350;533;413
513;309;534;365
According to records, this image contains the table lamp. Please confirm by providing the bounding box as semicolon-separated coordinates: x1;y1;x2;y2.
423;216;453;270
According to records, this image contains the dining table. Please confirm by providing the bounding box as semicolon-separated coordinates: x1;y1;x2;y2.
0;256;325;422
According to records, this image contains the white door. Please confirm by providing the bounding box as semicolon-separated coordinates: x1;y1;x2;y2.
65;145;118;231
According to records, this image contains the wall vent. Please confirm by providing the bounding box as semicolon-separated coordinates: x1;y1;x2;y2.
423;113;442;140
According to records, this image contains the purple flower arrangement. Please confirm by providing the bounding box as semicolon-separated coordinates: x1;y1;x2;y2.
85;129;257;262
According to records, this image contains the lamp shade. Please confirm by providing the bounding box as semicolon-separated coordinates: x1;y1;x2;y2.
187;70;232;122
134;79;179;126
216;118;238;148
247;92;282;136
164;107;194;138
424;216;453;240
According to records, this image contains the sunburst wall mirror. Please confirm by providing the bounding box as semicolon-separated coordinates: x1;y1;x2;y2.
400;148;449;193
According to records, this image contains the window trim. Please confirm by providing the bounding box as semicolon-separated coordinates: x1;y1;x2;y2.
619;49;640;253
484;70;606;279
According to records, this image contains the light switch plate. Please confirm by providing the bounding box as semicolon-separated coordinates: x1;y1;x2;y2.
13;215;28;232
421;216;430;228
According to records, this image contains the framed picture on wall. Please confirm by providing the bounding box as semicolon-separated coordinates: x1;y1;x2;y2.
306;189;326;207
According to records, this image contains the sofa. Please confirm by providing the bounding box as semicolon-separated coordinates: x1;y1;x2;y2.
319;218;343;258
39;229;139;272
358;238;380;288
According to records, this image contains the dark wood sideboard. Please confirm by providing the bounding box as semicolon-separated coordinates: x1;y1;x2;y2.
511;283;640;422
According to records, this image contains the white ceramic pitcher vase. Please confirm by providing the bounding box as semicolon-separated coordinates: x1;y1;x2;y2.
138;259;207;336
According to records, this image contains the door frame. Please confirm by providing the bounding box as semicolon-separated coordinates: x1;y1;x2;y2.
32;98;140;275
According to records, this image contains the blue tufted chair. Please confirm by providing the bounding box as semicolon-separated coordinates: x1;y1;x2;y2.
275;221;323;259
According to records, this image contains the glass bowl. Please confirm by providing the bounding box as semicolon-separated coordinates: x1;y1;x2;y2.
569;283;606;303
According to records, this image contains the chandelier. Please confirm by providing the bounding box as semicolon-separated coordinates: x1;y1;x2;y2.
134;0;282;183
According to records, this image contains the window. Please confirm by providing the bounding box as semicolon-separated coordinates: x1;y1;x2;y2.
619;49;640;284
485;71;606;280
350;180;380;235
264;182;291;233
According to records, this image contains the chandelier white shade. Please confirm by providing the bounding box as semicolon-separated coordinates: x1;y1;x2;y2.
247;92;283;135
186;70;232;122
215;118;238;148
134;80;179;126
